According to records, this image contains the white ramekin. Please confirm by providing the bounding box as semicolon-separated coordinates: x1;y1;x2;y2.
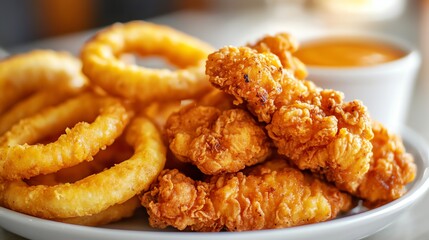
299;32;421;132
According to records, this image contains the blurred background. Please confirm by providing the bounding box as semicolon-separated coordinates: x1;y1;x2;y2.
0;0;425;48
0;0;198;48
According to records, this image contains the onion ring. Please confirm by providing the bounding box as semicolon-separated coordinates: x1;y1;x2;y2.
57;197;140;226
25;138;138;226
0;50;87;115
26;142;138;226
81;21;214;102
0;87;85;135
0;116;166;218
26;137;133;186
0;93;132;180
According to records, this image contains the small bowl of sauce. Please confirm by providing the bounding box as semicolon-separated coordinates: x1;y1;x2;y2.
295;33;420;132
295;38;407;67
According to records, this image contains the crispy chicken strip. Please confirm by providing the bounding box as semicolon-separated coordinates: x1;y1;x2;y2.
165;104;272;175
357;122;416;207
141;158;354;231
207;46;283;123
206;45;373;192
248;33;308;80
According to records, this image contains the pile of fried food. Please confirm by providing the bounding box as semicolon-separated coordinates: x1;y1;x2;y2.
0;21;416;231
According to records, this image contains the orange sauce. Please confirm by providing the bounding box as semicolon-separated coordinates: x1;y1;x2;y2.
294;38;407;67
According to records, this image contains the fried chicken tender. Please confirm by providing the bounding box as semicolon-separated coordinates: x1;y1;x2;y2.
141;158;354;231
357;122;416;207
206;45;373;192
207;46;283;123
248;33;308;80
165;104;272;175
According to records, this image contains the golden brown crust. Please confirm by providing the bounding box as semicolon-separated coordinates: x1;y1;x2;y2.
142;158;353;231
142;169;219;231
206;45;373;192
357;122;416;206
248;33;308;80
206;46;283;123
165;104;272;175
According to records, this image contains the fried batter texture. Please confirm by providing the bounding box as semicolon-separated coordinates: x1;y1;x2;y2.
248;33;308;80
165;104;272;175
0;93;133;181
0;50;88;135
24;140;140;226
0;116;166;219
142;158;354;231
81;21;214;103
0;50;87;115
206;45;373;192
58;197;140;226
207;46;283;123
357;122;416;207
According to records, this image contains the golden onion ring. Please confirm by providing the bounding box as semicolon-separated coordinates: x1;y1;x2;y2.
25;138;138;226
25;141;139;226
81;21;214;103
0;50;87;115
0;116;166;218
0;87;85;135
0;93;132;180
26;136;133;186
57;197;140;226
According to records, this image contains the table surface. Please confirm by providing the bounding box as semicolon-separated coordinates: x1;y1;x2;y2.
2;2;429;239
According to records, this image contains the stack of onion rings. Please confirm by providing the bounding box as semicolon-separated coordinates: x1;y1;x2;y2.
0;93;133;180
0;21;212;226
0;116;166;219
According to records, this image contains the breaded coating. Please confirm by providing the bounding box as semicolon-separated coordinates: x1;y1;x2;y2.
206;47;283;123
268;103;373;192
142;158;354;232
357;122;416;207
248;33;308;80
165;104;272;175
206;46;373;192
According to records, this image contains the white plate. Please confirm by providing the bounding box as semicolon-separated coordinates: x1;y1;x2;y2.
1;126;428;240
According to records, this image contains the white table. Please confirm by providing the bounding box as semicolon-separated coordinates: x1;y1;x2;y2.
2;3;429;239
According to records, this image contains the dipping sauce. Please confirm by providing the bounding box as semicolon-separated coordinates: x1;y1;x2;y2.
294;38;407;67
